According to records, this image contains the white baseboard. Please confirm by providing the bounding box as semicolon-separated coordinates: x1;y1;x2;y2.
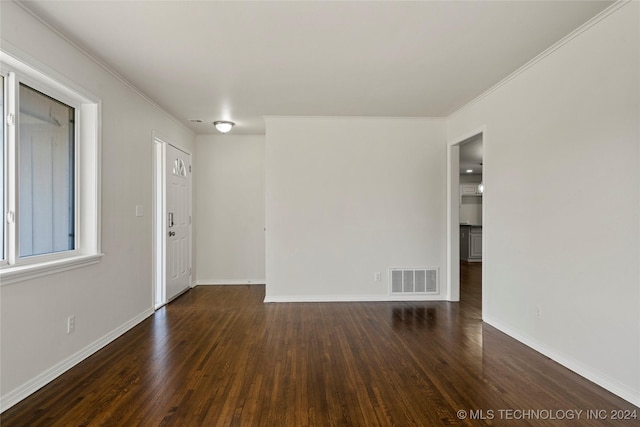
484;315;640;408
263;294;446;303
195;279;265;286
0;308;155;413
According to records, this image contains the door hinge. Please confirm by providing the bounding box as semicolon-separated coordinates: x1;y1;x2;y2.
189;215;192;224
6;210;15;224
6;113;15;126
189;165;192;173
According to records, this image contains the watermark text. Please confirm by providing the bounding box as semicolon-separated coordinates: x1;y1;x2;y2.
456;408;638;421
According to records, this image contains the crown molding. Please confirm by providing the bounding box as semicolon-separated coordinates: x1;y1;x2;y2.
449;0;632;120
13;0;194;136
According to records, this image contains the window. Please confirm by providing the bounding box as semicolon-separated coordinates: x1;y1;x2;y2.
1;49;102;284
1;75;4;262
19;84;75;257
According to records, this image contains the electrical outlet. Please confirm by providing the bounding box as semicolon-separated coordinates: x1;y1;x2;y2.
374;272;381;281
67;315;76;334
536;305;542;320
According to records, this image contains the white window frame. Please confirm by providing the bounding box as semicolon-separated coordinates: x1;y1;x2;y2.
0;48;102;285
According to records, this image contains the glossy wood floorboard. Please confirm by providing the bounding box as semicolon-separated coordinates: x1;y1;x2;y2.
2;263;637;426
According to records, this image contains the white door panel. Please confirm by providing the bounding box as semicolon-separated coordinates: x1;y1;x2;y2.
166;144;191;301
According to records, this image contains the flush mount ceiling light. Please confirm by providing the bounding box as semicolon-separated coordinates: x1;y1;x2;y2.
213;121;235;133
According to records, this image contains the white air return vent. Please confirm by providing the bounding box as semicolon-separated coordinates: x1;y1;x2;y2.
390;268;438;295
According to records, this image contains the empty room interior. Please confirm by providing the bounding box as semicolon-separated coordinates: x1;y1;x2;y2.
0;0;639;425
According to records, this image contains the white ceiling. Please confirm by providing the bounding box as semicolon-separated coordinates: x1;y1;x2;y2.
19;0;613;135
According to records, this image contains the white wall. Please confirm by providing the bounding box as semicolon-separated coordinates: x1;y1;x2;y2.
459;197;482;226
0;2;195;409
459;175;483;225
447;2;639;405
459;174;482;184
195;135;265;284
265;117;446;301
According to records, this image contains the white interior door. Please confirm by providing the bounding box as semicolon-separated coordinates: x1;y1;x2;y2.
165;144;191;301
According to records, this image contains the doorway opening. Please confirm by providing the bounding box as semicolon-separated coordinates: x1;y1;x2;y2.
447;130;484;314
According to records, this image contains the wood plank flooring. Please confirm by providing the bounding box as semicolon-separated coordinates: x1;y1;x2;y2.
2;263;637;426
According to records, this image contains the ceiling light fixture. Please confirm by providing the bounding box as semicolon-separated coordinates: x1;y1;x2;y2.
213;120;235;133
466;169;473;173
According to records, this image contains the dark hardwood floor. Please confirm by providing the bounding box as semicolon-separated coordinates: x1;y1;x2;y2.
2;263;637;426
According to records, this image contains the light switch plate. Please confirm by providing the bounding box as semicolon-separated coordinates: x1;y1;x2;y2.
135;205;143;217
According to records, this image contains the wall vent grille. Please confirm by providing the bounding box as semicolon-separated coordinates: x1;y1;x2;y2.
390;268;438;295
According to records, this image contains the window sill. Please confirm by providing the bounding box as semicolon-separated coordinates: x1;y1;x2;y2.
0;254;104;286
